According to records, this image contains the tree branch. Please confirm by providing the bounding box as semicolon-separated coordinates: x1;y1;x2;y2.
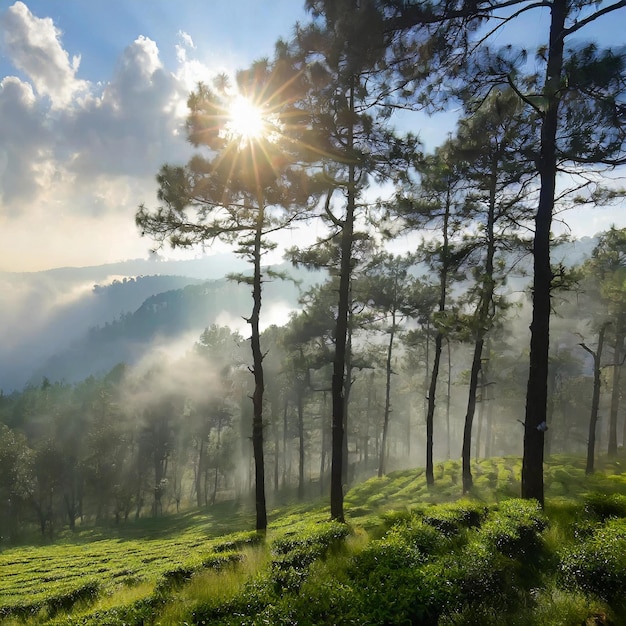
564;0;626;37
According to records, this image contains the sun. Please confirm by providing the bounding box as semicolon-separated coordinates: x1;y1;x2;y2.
225;95;266;145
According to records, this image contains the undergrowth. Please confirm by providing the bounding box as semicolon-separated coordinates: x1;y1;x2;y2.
1;454;625;625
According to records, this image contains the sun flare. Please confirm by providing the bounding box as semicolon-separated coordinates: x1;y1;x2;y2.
226;95;266;144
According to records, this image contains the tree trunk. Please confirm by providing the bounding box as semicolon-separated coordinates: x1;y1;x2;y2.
378;309;397;477
608;329;623;456
250;206;267;532
330;80;356;523
297;392;305;499
195;438;205;507
462;158;496;493
584;324;609;474
463;338;485;492
426;333;443;485
446;339;452;460
342;329;354;486
211;415;223;506
320;391;328;495
521;0;567;507
425;179;451;486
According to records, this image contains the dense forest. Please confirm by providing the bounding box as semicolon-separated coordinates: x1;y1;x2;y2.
2;0;626;537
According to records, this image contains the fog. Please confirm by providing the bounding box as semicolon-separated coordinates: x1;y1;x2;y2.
0;254;252;391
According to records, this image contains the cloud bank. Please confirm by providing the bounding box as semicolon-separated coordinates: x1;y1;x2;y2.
0;2;213;271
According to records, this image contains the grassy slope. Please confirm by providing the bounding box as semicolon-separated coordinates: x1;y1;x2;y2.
1;454;625;625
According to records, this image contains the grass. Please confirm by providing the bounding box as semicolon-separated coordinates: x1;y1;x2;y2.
0;454;625;625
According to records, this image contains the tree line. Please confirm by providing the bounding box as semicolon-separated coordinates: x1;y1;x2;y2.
2;226;626;539
135;0;625;530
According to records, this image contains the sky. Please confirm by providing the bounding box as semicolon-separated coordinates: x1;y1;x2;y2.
0;1;624;273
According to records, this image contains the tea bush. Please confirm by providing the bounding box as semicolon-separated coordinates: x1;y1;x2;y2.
583;491;626;521
478;498;548;558
560;518;626;603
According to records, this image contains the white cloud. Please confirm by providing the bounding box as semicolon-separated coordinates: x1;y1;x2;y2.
0;1;88;109
62;35;192;179
178;30;195;50
0;76;51;206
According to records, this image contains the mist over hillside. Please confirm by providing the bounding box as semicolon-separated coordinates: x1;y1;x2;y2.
0;254;249;391
0;238;597;392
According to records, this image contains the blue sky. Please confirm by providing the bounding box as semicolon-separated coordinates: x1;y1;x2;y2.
0;1;624;272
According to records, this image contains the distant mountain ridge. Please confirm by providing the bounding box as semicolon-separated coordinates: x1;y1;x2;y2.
0;254;249;391
29;270;312;386
0;238;599;392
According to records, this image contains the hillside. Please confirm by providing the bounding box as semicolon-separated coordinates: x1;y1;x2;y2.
1;236;598;392
0;455;624;625
0;256;325;390
27;263;324;386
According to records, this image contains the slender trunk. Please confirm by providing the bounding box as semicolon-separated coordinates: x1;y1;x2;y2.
462;157;496;493
545;355;558;459
320;391;328;495
608;330;623;456
297;391;305;499
423;321;430;420
379;308;397;477
195;438;204;507
426;333;443;485
476;366;487;460
342;329;353;486
484;341;494;458
463;338;485;492
330;80;355;523
522;0;567;506
250;205;267;532
283;396;289;488
425;179;451;486
486;390;495;458
365;371;374;466
446;339;451;460
585;324;609;474
211;416;222;506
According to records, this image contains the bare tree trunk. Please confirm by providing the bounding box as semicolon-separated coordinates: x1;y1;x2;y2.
320;391;328;495
342;330;354;486
379;310;397;477
250;206;267;532
462;155;496;493
425;181;451;486
211;415;223;506
446;339;452;460
330;80;355;523
522;0;567;506
608;330;623;456
582;323;609;475
282;397;289;488
297;392;305;499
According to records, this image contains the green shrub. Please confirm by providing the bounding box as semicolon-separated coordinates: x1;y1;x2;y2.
268;520;350;593
212;531;262;553
437;541;513;611
191;573;274;625
583;492;626;521
349;534;445;624
271;520;349;555
386;517;450;558
273;576;360;625
479;499;547;558
560;518;626;603
421;501;488;536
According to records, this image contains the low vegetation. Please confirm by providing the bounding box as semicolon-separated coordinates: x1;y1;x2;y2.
0;455;625;625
